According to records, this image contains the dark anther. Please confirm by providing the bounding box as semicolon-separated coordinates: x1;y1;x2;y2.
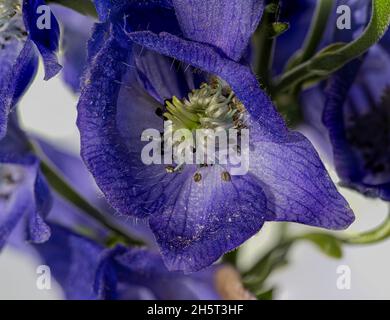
221;171;231;182
193;172;202;182
155;107;163;118
165;166;175;173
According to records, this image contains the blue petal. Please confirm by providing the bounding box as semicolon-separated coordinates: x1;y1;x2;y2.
0;116;31;161
323;59;365;182
0;40;38;139
135;48;200;102
33;224;102;299
35;225;220;300
172;0;264;61
92;0;111;22
99;0;177;39
0;160;38;250
23;0;62;80
0;184;34;250
77;36;153;218
323;46;390;200
50;5;95;92
95;245;220;299
28;171;52;243
93;0;173;22
86;23;110;66
0;121;52;248
250;131;354;229
27;209;51;243
149;167;267;273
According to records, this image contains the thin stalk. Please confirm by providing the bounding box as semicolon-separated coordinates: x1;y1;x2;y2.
342;212;390;245
299;0;335;63
254;0;280;90
244;211;390;289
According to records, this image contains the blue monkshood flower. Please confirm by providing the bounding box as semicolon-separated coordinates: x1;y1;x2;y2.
323;42;390;200
0;0;61;139
298;0;390;199
34;223;251;300
77;0;354;273
298;0;371;153
0;116;52;250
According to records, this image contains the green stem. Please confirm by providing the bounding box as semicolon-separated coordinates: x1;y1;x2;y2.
342;213;390;245
47;0;98;18
243;240;291;289
254;1;280;90
274;0;390;93
299;0;334;63
244;212;390;290
30;140;144;246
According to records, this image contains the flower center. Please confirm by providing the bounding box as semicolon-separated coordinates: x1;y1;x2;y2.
163;79;245;133
0;164;24;200
0;0;25;48
162;79;248;181
346;86;390;180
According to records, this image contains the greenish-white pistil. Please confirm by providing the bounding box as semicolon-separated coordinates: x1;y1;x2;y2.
0;164;24;200
0;0;25;48
164;79;245;132
163;79;246;182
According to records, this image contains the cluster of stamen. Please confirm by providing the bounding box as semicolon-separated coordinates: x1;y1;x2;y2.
163;79;246;182
0;0;26;49
164;79;245;132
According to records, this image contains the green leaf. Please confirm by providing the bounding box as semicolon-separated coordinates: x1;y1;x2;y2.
256;288;275;300
300;233;343;259
275;0;390;92
243;242;292;290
